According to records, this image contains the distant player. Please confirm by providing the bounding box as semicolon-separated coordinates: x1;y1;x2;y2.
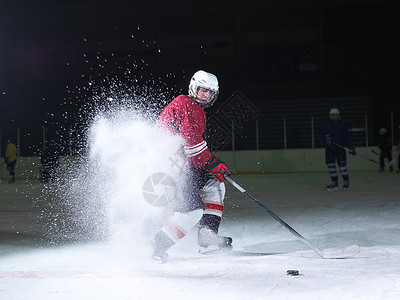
152;70;232;262
396;125;400;174
319;108;356;191
377;127;393;172
4;139;17;183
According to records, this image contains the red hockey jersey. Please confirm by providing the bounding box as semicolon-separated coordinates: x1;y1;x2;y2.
156;95;211;168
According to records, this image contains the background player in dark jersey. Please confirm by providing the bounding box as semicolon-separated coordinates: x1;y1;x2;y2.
396;125;400;174
152;70;232;262
377;127;393;172
319;108;356;191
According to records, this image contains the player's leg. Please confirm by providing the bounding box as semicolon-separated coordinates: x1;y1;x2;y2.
152;209;203;262
151;167;204;262
388;152;393;172
337;148;349;189
325;150;338;191
379;151;385;172
7;160;16;183
397;152;400;173
198;178;232;251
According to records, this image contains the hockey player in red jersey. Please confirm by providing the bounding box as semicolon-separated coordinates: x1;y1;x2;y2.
152;70;232;262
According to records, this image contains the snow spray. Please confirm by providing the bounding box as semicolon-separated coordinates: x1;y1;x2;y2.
37;91;186;265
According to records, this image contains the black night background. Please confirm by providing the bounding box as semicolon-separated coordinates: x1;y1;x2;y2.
1;0;399;155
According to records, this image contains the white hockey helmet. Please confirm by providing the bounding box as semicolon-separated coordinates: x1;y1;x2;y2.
379;127;387;135
329;108;340;115
188;70;219;108
329;108;340;122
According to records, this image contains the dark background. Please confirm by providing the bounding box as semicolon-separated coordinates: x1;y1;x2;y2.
1;0;399;155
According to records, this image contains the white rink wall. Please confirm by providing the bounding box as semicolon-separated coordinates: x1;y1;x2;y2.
0;146;388;181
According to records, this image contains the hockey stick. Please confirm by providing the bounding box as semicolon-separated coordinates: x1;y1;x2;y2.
371;148;398;168
371;149;399;155
225;176;360;259
333;143;395;168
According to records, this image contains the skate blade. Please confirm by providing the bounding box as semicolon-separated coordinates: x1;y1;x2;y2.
199;244;233;255
152;254;168;263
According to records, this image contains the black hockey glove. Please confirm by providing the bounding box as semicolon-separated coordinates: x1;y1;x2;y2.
349;145;356;156
324;134;332;146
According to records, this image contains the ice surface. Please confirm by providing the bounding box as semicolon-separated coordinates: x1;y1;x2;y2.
1;172;400;299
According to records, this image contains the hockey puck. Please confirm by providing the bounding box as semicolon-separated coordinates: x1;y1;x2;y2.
287;270;299;276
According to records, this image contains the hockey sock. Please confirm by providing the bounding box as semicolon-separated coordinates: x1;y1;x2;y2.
153;231;175;254
327;163;338;182
199;214;221;234
161;209;203;243
338;163;349;181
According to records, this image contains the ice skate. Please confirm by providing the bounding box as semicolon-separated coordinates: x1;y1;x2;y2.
326;181;338;191
198;226;232;254
342;180;349;190
152;245;169;263
151;231;174;263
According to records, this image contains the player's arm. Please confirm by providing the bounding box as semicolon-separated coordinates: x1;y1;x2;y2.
343;123;356;155
319;123;332;147
156;103;179;134
179;107;231;181
182;139;210;168
182;137;231;182
179;116;211;168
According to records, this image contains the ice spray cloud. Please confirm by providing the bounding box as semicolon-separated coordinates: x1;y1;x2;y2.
39;98;186;265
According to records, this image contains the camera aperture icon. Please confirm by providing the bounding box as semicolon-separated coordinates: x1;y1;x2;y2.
142;173;177;207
